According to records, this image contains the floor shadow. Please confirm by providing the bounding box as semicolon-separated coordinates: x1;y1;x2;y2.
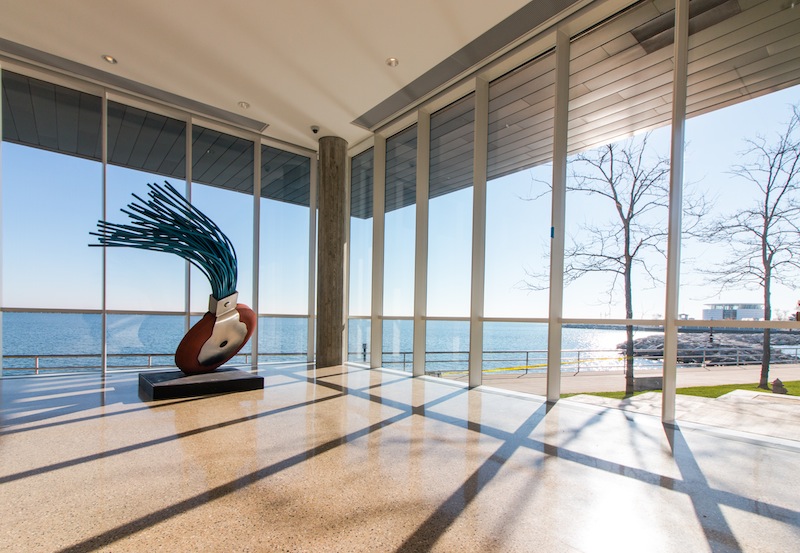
0;366;311;432
8;366;798;552
0;390;345;486
664;423;745;553
395;404;549;552
53;400;446;552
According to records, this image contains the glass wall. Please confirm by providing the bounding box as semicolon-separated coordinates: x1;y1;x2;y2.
2;72;103;310
5;0;800;406
106;101;187;312
259;144;311;362
676;0;800;400
485;53;554;319
561;0;676;394
106;313;186;369
482;321;548;394
1;312;102;374
350;0;800;407
189;125;254;363
565;0;673;321
189;126;254;308
678;88;800;390
348;148;373;363
384;126;417;371
1;67;318;375
482;52;555;390
426;95;474;374
105;101;189;369
2;71;103;373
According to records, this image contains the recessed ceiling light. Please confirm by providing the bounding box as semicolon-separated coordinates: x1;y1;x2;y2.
385;57;399;67
238;101;250;110
101;54;117;64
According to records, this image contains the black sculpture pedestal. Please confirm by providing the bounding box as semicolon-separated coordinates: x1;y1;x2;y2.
139;367;264;400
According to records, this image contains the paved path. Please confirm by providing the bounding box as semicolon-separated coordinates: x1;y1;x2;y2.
449;363;800;396
452;364;800;442
570;389;800;442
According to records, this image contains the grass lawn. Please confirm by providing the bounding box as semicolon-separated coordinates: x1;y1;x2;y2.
561;380;800;400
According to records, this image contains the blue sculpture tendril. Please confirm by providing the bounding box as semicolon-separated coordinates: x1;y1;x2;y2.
91;182;237;300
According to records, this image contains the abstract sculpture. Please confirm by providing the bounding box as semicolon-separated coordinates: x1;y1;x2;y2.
91;182;255;374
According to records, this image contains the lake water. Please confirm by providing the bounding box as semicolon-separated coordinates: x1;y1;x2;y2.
348;318;660;373
0;312;660;375
1;312;308;373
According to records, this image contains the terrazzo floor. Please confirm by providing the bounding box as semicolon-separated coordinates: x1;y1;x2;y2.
1;363;798;552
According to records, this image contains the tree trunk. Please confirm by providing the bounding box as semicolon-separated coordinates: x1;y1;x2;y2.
624;252;634;396
760;328;771;389
760;269;771;389
625;324;635;396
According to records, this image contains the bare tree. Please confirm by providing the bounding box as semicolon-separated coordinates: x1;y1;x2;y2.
525;133;705;396
701;106;800;389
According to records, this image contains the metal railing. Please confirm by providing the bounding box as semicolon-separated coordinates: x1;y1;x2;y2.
1;352;308;375
5;345;800;376
350;346;800;375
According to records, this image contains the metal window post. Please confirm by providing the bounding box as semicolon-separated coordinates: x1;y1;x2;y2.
663;0;690;423
371;135;386;368
342;154;352;363
307;152;318;363
251;140;261;370
469;78;489;388
185;119;193;335
101;94;108;375
413;113;431;376
547;28;570;402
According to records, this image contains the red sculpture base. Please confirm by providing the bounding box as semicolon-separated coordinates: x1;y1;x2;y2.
175;303;256;375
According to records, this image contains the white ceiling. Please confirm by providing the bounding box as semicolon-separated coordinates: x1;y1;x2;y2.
0;0;534;150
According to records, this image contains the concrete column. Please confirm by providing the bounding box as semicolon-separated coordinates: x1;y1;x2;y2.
316;136;348;367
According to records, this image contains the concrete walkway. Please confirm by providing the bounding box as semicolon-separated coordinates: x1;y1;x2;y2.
461;364;800;442
569;390;800;442
455;363;800;395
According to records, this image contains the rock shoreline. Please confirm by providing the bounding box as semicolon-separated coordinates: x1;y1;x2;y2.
621;332;800;365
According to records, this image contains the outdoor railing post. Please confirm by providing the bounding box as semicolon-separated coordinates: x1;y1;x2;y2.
35;356;39;375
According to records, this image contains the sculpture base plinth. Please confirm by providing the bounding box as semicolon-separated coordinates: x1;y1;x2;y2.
139;367;264;400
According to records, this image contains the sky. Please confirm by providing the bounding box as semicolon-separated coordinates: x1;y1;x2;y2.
3;85;800;321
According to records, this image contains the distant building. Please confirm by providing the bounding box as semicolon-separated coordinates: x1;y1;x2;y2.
702;303;764;320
